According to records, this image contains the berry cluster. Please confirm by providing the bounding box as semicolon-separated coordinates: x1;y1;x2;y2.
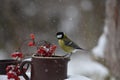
11;51;23;60
6;51;24;80
28;33;57;57
6;33;57;80
37;44;57;57
6;65;21;80
28;33;35;46
6;64;27;80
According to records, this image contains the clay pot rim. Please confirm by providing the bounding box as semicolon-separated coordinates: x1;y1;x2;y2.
32;54;70;60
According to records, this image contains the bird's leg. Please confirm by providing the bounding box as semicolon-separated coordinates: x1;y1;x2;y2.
62;52;73;58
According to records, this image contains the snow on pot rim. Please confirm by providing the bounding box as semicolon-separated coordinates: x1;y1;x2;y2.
32;54;70;60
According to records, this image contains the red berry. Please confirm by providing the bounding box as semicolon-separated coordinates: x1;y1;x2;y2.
28;41;35;46
11;53;17;58
51;45;57;50
49;45;57;54
18;52;23;58
6;65;14;72
37;46;45;54
30;33;35;40
11;52;23;59
7;71;17;79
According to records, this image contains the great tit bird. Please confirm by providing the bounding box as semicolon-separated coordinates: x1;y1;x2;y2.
56;32;85;57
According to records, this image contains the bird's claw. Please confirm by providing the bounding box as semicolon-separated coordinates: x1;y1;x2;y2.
62;53;72;58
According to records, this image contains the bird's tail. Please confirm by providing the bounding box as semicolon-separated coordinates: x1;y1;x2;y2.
77;47;90;53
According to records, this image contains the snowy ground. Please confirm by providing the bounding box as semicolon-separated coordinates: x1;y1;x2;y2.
66;75;92;80
0;74;92;80
0;75;92;80
68;52;109;80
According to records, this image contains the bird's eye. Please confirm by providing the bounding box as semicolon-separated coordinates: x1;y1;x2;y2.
57;35;62;38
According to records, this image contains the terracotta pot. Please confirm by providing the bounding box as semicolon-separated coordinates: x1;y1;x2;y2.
20;55;70;80
0;59;19;75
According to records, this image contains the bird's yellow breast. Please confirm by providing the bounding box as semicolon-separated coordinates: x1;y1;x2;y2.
58;39;73;53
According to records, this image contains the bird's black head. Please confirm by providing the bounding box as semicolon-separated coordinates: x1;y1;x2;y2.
56;32;64;39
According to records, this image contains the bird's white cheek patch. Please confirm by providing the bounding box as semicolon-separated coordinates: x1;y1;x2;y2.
57;35;62;38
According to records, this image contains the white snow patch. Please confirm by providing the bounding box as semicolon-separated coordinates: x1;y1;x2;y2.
23;58;32;61
92;26;108;58
68;54;109;80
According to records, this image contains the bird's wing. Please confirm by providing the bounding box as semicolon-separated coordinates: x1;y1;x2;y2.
64;38;83;49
